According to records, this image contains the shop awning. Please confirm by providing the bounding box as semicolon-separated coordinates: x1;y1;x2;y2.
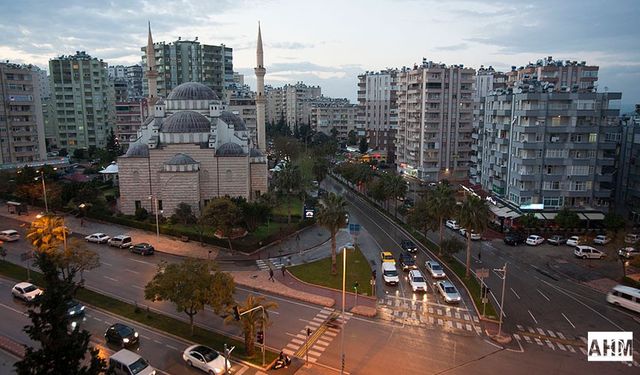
582;212;605;220
542;212;558;220
534;213;546;220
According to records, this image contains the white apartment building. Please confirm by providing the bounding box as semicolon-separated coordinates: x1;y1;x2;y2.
357;69;398;161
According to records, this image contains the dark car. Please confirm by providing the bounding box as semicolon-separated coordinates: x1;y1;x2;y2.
504;232;525;246
547;235;567;246
398;251;417;271
105;323;139;348
67;300;86;317
130;243;155;256
401;239;418;253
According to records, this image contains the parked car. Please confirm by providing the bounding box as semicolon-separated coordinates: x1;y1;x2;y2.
401;239;418;253
108;235;132;248
0;229;20;242
503;232;525;246
445;220;460;230
130;243;155;256
382;262;399;286
624;233;640;245
380;251;395;264
593;235;611;245
574;245;606;259
108;349;155;375
526;235;545;246
547;235;567;246
618;247;639;259
606;285;640;313
183;344;231;375
425;260;446;279
398;251;417;271
459;228;481;240
67;300;86;317
85;233;110;244
436;280;461;303
566;236;582;247
408;270;428;292
105;323;139;348
12;282;43;302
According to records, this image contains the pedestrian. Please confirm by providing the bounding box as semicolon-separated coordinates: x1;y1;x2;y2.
478;251;482;263
268;268;274;282
281;265;286;278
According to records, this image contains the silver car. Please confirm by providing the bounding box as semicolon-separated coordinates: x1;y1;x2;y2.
425;261;446;278
436;280;461;303
183;345;230;374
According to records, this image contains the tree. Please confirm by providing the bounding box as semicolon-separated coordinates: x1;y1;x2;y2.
330;127;338;139
106;129;120;156
316;193;348;275
224;294;277;357
358;137;368;154
273;164;302;224
604;212;625;233
273;136;301;161
458;195;489;278
58;148;68;157
439;237;464;258
518;213;539;230
238;200;271;232
426;182;457;252
555;207;580;230
171;202;197;225
347;130;357;146
135;207;149;221
407;196;438;237
55;239;100;283
201;197;242;251
385;175;407;217
15;252;106;375
312;158;329;184
26;214;69;253
145;259;235;335
72;148;86;160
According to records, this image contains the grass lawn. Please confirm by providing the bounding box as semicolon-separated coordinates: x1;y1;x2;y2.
0;260;277;366
288;246;374;296
249;221;289;241
272;197;303;218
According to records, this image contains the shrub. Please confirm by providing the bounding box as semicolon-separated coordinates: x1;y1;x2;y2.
134;207;149;221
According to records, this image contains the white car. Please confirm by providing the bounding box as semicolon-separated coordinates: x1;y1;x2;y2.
459;228;481;241
436;280;461;303
0;229;20;242
566;236;581;247
574;245;605;259
85;233;110;244
446;220;460;230
408;270;428;292
526;235;545;246
425;260;446;279
618;247;639;259
183;344;231;375
593;235;611;245
12;282;43;302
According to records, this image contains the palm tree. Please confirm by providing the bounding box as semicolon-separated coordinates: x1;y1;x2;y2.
458;195;489;278
273;165;302;224
224;294;278;357
317;193;348;275
26;214;69;253
386;175;407;217
426;182;457;252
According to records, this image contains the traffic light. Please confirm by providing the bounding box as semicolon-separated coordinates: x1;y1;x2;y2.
232;306;241;321
371;269;376;280
257;330;264;344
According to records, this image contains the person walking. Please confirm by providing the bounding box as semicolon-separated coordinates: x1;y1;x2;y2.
268;268;275;282
281;265;286;278
478;251;482;263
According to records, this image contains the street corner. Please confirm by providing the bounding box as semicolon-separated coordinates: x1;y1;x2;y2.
350;305;377;318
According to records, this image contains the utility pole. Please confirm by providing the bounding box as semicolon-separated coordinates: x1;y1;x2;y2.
340;247;347;375
494;263;508;337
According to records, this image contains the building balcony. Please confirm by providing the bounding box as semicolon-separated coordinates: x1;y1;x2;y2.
595;174;614;183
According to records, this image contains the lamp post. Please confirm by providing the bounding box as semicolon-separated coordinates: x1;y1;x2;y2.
494;263;508;337
340;246;347;375
232;304;266;367
149;195;160;240
35;170;48;212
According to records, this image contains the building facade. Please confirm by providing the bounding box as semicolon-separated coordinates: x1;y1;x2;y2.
616;108;640;222
395;60;475;181
357;69;398;162
141;38;233;101
0;62;47;164
115;100;147;147
284;82;321;128
48;51;115;151
506;56;599;93
310;98;357;142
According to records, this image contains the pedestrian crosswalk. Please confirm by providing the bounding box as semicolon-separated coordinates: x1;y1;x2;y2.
282;307;351;363
255;258;288;271
378;296;482;335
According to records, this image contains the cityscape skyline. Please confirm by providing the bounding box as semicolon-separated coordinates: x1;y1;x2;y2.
1;0;639;111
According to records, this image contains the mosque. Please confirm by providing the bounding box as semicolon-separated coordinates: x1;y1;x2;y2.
117;24;268;216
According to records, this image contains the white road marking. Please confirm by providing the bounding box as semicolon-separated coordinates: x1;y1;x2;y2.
165;344;178;350
536;289;551;302
0;302;27;316
557;331;566;339
545;339;555;350
132;285;145;290
103;276;118;282
101;262;112;266
562;313;576;329
579;347;587;355
153;339;162;344
547;330;556;338
534;338;543;346
128;258;155;266
510;288;520;299
567;345;575;353
125;269;139;274
557;343;566;351
536;328;546;336
528;310;538;324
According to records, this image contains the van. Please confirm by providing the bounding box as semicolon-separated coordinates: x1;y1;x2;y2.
574;245;605;259
108;349;156;375
0;230;20;242
606;285;640;313
382;262;399;286
625;233;640;245
108;235;132;248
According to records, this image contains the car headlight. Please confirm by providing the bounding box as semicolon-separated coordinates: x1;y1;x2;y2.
134;332;138;337
69;310;75;315
80;306;85;311
214;368;222;374
123;338;129;343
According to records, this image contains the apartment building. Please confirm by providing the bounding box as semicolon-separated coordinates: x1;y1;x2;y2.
125;64;143;99
479;80;621;213
48;51;115;151
309;97;357;142
0;62;47;164
395;60;475;181
265;85;283;124
616;108;640;222
115;99;147;147
506;56;599;93
228;87;257;146
357;69;398;161
141;38;233;101
264;82;321;129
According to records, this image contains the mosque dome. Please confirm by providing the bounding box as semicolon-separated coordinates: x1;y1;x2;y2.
216;142;245;156
167;82;219;101
161;111;211;133
166;153;197;165
124;142;149;157
220;111;248;131
249;148;264;157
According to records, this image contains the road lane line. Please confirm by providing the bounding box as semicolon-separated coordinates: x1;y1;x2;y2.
101;262;112;267
528;310;538;324
561;313;576;329
536;289;550;302
510;288;520;299
154;339;162;344
0;302;27;316
103;276;118;282
165;344;178;350
125;269;139;274
128;258;155;266
132;285;144;290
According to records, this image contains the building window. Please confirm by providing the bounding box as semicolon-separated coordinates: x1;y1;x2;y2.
135;200;141;210
225;169;232;181
158;200;163;211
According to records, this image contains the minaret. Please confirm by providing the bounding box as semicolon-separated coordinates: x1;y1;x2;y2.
146;22;159;113
255;22;266;150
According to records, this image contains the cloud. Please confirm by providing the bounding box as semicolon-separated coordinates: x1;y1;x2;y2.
434;43;469;51
270;41;317;50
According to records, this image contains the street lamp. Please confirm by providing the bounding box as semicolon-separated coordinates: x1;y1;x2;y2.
340;246;347;375
232;305;267;367
148;195;160;240
494;263;508;337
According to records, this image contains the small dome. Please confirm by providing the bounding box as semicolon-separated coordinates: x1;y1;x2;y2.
125;143;149;157
220;111;247;131
161;111;211;133
216;142;245;156
249;148;264;157
167;82;219;101
166;153;197;165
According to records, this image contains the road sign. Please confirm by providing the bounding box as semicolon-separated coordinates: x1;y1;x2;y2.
348;223;360;235
476;268;489;278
